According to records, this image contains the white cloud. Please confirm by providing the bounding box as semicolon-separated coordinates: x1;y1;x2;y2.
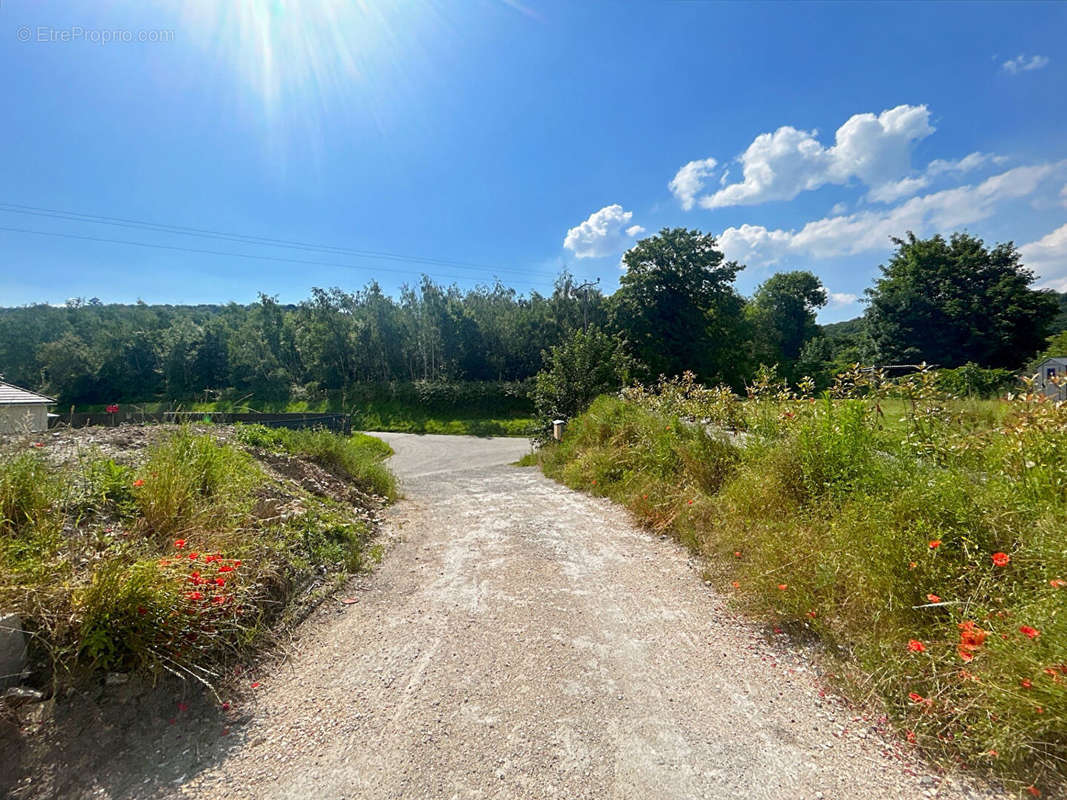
668;158;718;211
830;202;848;215
691;104;934;209
1002;54;1050;74
1021;223;1067;292
867;176;930;203
828;292;860;308
563;204;643;259
1060;184;1067;208
717;162;1065;267
927;151;1003;175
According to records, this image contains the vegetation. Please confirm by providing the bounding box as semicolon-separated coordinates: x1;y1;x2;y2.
0;426;393;692
535;371;1066;793
1;229;1062;418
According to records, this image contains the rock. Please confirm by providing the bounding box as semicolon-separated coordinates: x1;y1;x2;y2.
0;613;27;689
2;686;44;706
106;672;130;686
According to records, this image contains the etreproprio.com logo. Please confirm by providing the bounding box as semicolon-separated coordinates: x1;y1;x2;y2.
16;25;175;44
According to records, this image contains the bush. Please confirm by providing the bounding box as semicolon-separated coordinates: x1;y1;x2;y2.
532;327;632;434
935;363;1017;397
0;451;56;534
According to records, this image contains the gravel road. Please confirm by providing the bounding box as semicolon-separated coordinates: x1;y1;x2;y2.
175;433;997;800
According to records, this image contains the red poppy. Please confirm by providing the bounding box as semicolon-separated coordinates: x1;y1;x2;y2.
734;551;742;558
991;552;1010;567
214;577;225;586
174;539;186;549
185;591;204;601
189;552;199;560
218;564;234;573
988;749;998;757
777;583;788;591
32;442;43;448
731;581;740;588
132;479;145;488
1021;679;1032;689
221;701;231;711
908;640;926;653
250;681;261;688
1027;786;1040;797
212;595;227;605
908;692;925;704
234;560;241;567
905;730;916;743
1019;626;1040;639
908;561;917;569
1050;579;1066;589
926;593;941;603
807;611;816;618
958;620;987;662
928;540;941;549
177;702;188;712
687;499;693;505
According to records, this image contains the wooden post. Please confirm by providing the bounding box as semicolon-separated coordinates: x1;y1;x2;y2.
552;419;566;441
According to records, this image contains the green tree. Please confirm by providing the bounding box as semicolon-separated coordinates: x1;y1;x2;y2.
866;232;1059;369
532;327;632;427
611;228;746;385
746;270;827;381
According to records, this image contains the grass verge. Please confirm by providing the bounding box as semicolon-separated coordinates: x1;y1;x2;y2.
0;425;394;694
537;388;1066;795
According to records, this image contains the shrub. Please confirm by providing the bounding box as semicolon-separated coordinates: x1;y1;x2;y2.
0;451;56;535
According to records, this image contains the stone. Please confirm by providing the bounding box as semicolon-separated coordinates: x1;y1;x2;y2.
0;613;28;689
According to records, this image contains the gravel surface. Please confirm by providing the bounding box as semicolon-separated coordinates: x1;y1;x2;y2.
170;433;1002;800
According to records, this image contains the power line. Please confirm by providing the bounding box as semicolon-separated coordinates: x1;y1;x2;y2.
0;201;564;281
0;224;563;288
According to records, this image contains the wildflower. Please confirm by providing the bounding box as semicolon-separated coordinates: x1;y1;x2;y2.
221;701;231;711
177;702;188;712
1019;626;1040;639
734;551;742;558
959;670;977;681
1050;579;1066;588
214;577;225;586
174;539;186;549
185;591;204;601
926;594;941;603
1021;679;1032;689
807;611;816;619
988;749;998;757
687;499;693;505
991;552;1010;567
212;595;227;605
777;583;788;591
32;442;43;448
958;620;987;662
218;564;234;573
908;692;925;704
189;552;199;560
731;581;740;588
908;561;917;570
1027;786;1040;797
250;681;261;689
908;640;926;653
234;560;241;567
905;730;916;743
1035;707;1044;714
928;540;941;549
133;479;145;487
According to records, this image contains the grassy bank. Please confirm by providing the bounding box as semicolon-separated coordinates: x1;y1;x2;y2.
536;376;1066;794
0;425;394;693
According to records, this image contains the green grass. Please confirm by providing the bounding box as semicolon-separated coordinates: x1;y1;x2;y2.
537;389;1067;794
0;426;394;691
232;425;397;500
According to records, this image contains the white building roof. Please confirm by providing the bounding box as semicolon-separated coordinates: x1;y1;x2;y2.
0;381;56;405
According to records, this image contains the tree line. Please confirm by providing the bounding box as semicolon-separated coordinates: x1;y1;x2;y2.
1;228;1063;408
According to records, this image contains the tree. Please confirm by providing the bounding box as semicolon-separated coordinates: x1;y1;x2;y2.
611;228;747;385
865;232;1059;369
746;270;827;381
532;327;632;427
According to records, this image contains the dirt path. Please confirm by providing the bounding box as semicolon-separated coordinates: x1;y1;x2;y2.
174;433;995;800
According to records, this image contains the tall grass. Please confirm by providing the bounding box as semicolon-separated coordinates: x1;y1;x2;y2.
233;424;396;500
539;379;1067;793
0;426;393;690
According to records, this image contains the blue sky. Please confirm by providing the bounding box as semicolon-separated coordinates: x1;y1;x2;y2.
1;0;1065;321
